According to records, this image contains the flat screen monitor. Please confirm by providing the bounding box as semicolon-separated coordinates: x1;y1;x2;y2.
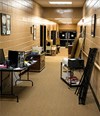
8;50;25;68
8;50;19;68
0;49;5;64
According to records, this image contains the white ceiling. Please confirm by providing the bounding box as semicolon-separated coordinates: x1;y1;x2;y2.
33;0;85;24
34;0;85;8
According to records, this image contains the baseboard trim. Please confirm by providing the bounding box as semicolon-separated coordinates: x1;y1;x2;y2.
90;84;100;111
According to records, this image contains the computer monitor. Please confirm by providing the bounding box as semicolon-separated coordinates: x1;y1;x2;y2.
8;50;18;68
0;49;5;64
8;50;25;68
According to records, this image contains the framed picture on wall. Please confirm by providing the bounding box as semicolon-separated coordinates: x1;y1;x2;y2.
6;14;11;35
1;13;11;35
31;25;36;40
91;14;96;37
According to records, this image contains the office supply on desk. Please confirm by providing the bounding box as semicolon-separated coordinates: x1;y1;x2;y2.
0;64;7;68
24;61;31;66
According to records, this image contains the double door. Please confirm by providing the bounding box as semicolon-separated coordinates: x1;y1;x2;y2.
59;31;76;46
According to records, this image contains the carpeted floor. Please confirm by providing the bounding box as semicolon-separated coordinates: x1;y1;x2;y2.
0;47;99;116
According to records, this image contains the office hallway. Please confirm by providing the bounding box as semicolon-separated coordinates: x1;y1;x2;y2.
0;48;99;116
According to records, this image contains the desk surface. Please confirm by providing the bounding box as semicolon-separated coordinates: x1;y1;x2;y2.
0;60;37;71
0;66;27;71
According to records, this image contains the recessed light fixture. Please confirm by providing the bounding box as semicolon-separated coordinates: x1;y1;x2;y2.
49;1;72;5
56;9;73;14
54;18;72;24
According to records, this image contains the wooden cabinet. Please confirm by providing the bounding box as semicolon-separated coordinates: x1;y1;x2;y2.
29;53;45;72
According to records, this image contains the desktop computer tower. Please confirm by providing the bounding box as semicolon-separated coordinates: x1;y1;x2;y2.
8;50;25;68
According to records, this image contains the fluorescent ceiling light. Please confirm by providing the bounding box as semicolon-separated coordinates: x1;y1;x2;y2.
54;18;72;24
49;1;72;5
